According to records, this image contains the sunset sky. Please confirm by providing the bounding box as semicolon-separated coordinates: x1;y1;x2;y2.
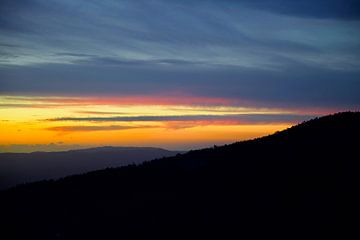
1;0;359;152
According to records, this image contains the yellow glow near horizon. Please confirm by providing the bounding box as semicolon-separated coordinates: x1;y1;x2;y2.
0;95;318;152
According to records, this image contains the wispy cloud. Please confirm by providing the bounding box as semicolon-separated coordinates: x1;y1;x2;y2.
1;0;359;70
0;0;359;109
237;0;360;20
0;95;235;107
47;113;316;124
162;120;247;130
46;125;153;132
76;111;128;115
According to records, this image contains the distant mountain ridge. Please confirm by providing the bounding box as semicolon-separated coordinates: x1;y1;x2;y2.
0;146;182;190
1;112;359;239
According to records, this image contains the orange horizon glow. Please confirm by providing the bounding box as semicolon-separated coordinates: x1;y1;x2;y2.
0;95;333;152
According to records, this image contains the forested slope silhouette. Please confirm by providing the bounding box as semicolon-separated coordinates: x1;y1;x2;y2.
1;112;359;239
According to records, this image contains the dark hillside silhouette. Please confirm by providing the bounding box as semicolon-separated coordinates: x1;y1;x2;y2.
0;147;181;190
0;112;359;239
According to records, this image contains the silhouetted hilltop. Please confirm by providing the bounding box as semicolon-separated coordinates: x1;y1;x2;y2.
0;147;181;190
1;112;359;239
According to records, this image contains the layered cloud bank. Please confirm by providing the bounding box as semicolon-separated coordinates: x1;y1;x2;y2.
0;95;319;151
1;0;360;108
0;0;359;151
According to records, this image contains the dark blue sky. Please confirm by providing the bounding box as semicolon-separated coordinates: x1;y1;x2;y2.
1;0;359;109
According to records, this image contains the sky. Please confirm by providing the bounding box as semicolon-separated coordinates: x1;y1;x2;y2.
0;0;359;152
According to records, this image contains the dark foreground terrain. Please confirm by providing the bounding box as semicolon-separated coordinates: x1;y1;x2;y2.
0;112;359;239
0;147;181;190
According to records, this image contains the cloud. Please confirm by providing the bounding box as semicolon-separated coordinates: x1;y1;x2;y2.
53;52;98;58
0;103;70;108
47;113;316;124
0;0;359;110
0;42;21;48
161;120;248;130
1;62;359;109
76;111;128;115
0;95;234;107
0;103;36;108
46;125;153;132
1;0;359;69
74;56;202;67
236;0;360;20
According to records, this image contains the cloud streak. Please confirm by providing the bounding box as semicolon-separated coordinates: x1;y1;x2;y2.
236;0;360;20
47;113;316;124
76;111;128;115
46;125;152;132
